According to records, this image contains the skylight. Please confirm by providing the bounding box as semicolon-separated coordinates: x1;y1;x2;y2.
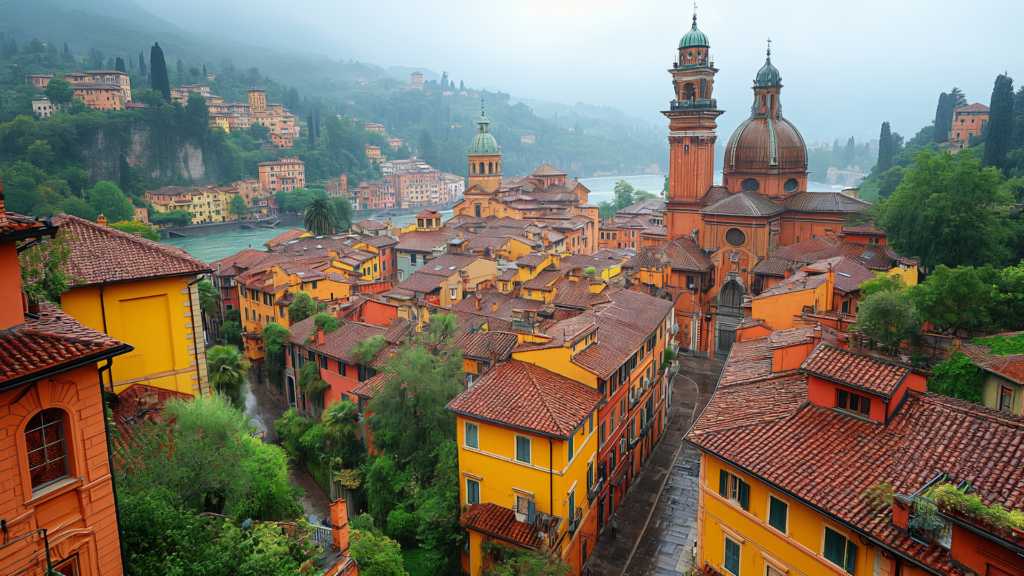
861;251;876;259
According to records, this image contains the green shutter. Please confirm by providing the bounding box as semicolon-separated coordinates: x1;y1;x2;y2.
845;541;857;574
719;470;728;497
823;527;846;567
768;497;787;532
738;480;750;510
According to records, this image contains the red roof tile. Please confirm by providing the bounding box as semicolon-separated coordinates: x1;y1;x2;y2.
800;344;911;397
0;303;128;387
265;228;308;247
976;354;1024;386
446;360;601;438
955;102;989;113
52;215;211;284
719;337;775;386
461;503;541;548
751;271;827;299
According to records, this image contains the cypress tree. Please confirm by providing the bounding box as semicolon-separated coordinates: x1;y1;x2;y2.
315;109;321;139
202;64;207;77
138;51;147;77
308;111;315;144
114;56;126;72
460;80;465;91
877;122;893;175
982;74;1015;173
1011;86;1024;151
832;138;841;166
932;92;950;143
150;42;170;101
844;136;856;167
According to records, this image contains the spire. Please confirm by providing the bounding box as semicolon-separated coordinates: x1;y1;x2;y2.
477;99;490;132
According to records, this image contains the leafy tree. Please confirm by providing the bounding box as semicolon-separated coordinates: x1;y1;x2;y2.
613;180;635;210
150;210;193;228
44;78;74;107
876;151;1014;268
876;165;905;199
314;312;341;333
229;194;248;217
109;220;159;241
304;191;335;235
368;336;463;479
19;232;76;304
25;37;44;54
414;440;463;573
261;322;291;387
288;291;317;324
363;455;408;527
207;345;251;407
349;530;409;576
115;56;126;72
150;42;170;101
982;74;1015;173
186;93;210;140
854;289;921;355
197;280;219;319
909;265;998;333
59;196;98;220
480;540;574;576
88;181;135;222
116;393;302;520
859;272;908;297
297;359;329;409
332;196;353;231
26;140;54;168
418;127;438;167
321;400;360;454
928;351;984;404
351;334;387;364
222;319;243;347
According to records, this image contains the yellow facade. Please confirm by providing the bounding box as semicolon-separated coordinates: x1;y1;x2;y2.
457;413;598;576
60;275;211;396
750;273;834;331
699;453;929;576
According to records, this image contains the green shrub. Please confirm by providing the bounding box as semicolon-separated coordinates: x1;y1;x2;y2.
315;312;341;333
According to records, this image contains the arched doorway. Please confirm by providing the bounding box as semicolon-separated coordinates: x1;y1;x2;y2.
716;279;744;354
286;375;297;407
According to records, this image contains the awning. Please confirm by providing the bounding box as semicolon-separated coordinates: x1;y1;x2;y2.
609;456;632;488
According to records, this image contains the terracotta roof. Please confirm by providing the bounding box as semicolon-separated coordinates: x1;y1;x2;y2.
461;503;540;548
955;102;989;113
751;256;792;277
692;373;808;435
515;253;549;268
804;257;875;293
452;330;518;360
0;303;129;388
52;215;211;284
703;192;784;217
351;371;393;400
782;192;872;214
551;277;604;309
699;186;731;206
842;224;884;235
396;229;457;252
616;198;665;216
0;211;56;242
719;337;775;386
265;228;308;247
770;236;836;262
801;343;912;397
530;164;567;177
363;235;397;248
751;271;827;299
416;209;441;219
288;316;391;365
355;219;388;231
976;354;1024;386
522;269;562;291
665;238;713;272
446;360;601;438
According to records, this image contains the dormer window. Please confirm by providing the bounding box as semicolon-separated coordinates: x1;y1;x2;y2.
836;389;870;417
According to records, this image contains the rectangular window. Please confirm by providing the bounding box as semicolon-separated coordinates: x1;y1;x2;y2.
567;434;574;458
568;489;576;522
768;496;788;533
599;422;606;446
465;422;479;449
587;462;594;490
515;436;531;463
836;389;871;417
466;479;480;505
823;527;856;574
718;470;750;510
1000;387;1013;412
411;254;417;265
724;537;740;575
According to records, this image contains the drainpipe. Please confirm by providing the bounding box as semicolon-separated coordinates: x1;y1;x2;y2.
188;277;205;394
98;358;128;576
549;437;554;521
99;286;109;335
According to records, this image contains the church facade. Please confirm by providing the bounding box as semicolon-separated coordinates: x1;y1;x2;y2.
646;15;917;355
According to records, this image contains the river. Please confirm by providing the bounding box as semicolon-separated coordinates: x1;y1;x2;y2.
165;174;845;262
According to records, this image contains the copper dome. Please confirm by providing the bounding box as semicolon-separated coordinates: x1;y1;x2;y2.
723;115;807;173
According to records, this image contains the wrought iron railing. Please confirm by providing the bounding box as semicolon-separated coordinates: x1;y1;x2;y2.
310;523;333;550
669;98;718;111
587;478;604;502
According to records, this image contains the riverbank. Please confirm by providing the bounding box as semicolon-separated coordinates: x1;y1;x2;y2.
159;214;304;238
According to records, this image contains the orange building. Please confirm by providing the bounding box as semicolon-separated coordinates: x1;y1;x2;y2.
948;103;989;150
622;16;918;356
0;198;132;576
258;157;306;193
70;83;124;111
66;70;131;104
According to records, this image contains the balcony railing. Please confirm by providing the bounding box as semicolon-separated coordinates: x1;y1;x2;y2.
566;506;583;534
640;419;654;438
669;98;718;111
629;437;640;450
587;478;604;502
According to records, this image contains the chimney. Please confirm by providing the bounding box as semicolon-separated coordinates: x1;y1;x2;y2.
331;499;350;551
492;301;498;312
309;332;316;344
784;267;791;279
317;325;324;344
97;214;107;226
891;494;912;531
475;295;481;311
812;324;822;347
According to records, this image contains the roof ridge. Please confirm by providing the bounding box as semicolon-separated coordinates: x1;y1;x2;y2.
524;362;568;436
912;390;1024;429
59;213;206;266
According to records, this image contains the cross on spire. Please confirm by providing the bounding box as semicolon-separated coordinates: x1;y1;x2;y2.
767;37;772;56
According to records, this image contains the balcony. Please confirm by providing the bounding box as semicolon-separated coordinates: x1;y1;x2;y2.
587;478;604;502
566;507;583;534
669;98;718;111
629;437;640;451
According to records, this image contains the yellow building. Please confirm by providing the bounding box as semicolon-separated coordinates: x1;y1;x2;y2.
52;215;213;396
446;360;603;576
683;327;1024;576
382;254;498;327
750;269;835;331
237;257;355;361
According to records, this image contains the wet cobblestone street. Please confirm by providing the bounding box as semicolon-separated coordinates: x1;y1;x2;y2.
585;356;722;576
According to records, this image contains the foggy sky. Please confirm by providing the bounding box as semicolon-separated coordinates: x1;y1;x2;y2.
132;0;1024;145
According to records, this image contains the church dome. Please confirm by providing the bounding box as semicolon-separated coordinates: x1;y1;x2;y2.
468;106;500;156
679;14;709;48
723;116;807;172
755;50;782;86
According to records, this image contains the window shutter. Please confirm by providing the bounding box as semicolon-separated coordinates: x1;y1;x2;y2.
527;500;536;524
719;470;728;497
845;542;857;574
738;480;750;510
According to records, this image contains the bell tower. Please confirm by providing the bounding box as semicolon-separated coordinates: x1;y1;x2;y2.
467;101;503;192
663;12;724;240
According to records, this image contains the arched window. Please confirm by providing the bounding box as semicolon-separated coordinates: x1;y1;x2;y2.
474;204;481;218
26;408;69;490
471;163;476;175
488;162;493;174
479;162;485;174
684;83;696;100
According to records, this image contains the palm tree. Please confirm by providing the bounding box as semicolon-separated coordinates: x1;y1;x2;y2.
207;345;250;407
322;399;360;466
304;192;335;235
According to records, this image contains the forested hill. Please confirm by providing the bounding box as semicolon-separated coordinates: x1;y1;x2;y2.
0;0;667;179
